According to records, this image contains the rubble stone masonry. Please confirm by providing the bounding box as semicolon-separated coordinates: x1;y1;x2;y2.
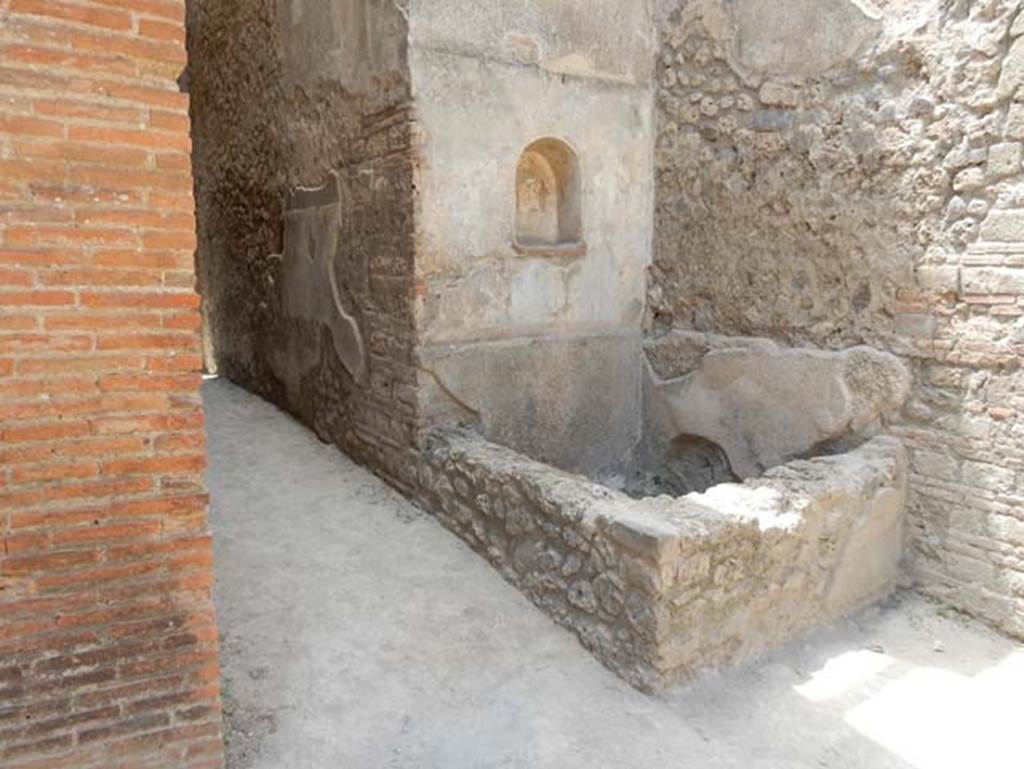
651;0;1024;640
0;0;223;766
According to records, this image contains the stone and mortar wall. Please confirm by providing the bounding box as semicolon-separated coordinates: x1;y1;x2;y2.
651;0;1024;638
188;0;421;488
0;1;222;766
416;430;906;690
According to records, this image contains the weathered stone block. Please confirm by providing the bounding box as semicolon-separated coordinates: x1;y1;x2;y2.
826;485;904;614
725;0;883;79
894;313;936;338
979;209;1024;242
1014;12;1024;38
758;82;801;108
911;449;960;480
953;167;985;192
992;515;1024;547
962;460;1017;495
988;142;1022;178
962;266;1024;295
1006;104;1024;139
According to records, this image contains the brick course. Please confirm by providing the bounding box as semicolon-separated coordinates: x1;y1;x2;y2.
0;0;223;766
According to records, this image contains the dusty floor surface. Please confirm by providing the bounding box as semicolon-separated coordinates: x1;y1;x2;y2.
204;379;1023;769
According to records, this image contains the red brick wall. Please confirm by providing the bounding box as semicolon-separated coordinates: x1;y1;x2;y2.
0;1;223;766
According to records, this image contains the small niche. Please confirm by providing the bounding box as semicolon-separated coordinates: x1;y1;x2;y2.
514;138;584;256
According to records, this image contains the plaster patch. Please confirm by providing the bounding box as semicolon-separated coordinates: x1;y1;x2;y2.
281;179;367;381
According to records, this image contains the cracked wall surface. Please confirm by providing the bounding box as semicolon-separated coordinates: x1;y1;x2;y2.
651;0;1024;639
189;0;420;485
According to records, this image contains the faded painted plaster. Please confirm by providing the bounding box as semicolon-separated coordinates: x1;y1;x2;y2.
408;0;657;475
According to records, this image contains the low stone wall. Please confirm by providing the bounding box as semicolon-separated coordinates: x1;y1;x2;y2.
415;431;907;690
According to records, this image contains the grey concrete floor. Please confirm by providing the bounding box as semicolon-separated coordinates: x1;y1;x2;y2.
204;379;1023;769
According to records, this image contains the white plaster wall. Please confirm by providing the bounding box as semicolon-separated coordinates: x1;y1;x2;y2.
404;1;657;474
408;0;656;346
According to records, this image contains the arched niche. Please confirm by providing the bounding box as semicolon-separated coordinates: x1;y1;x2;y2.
514;138;584;255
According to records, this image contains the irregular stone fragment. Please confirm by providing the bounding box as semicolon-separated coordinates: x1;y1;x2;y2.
980;209;1024;242
758;81;801;107
962;267;1024;296
952;167;985;192
594;573;625;616
644;339;911;478
567;579;598;614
